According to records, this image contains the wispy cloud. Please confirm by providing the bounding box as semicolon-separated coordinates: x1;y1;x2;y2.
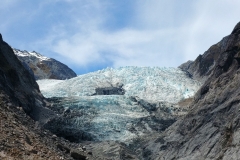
1;0;240;74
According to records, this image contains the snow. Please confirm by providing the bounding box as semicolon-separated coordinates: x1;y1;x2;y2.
37;66;202;142
37;79;63;91
37;66;201;103
13;48;50;61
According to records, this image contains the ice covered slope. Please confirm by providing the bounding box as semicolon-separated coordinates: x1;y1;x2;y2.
38;66;201;103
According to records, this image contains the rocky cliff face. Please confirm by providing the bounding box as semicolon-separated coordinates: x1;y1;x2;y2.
0;34;44;115
13;49;77;80
0;34;92;159
145;22;240;159
0;36;57;123
178;28;239;82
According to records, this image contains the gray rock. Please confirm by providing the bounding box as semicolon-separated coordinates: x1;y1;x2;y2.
144;21;240;160
0;34;55;122
70;150;87;160
93;86;125;95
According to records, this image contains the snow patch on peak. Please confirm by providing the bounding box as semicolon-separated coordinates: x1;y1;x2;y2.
13;48;50;61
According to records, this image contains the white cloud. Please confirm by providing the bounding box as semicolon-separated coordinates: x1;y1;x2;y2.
0;0;16;9
40;26;184;69
4;0;240;73
183;0;240;60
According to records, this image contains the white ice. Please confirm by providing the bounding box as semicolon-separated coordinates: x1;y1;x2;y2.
37;66;201;103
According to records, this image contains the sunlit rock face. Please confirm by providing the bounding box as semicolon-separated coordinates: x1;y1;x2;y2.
38;67;201;143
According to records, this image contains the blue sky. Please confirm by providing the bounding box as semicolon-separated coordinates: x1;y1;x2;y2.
1;0;240;75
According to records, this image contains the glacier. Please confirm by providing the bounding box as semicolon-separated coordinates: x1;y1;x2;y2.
38;66;201;103
38;66;202;143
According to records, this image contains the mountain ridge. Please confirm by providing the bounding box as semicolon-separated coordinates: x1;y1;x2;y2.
143;21;240;160
13;48;77;80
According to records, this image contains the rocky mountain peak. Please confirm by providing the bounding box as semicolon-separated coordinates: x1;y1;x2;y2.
231;21;240;34
14;48;50;61
0;33;2;41
13;48;77;80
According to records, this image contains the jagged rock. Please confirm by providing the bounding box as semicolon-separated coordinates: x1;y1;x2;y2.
57;143;71;153
0;34;80;159
178;60;193;72
93;86;125;95
70;150;87;160
231;21;240;34
145;21;240;160
85;141;138;159
0;90;76;159
178;31;239;82
13;48;77;80
0;33;45;116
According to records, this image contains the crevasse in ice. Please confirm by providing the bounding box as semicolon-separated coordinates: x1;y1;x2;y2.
37;66;202;142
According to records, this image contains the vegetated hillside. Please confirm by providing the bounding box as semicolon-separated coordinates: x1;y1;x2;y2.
13;48;77;80
144;22;240;159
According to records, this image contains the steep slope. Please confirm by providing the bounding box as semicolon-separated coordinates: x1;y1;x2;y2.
0;34;45;116
0;34;92;160
178;28;237;82
0;90;72;159
37;67;201;144
144;22;240;160
13;48;77;80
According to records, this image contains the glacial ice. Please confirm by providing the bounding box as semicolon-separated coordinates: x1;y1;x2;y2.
37;66;202;142
37;66;201;103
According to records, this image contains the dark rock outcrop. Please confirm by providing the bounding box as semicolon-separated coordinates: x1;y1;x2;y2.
0;90;74;159
93;87;125;95
0;34;92;159
145;21;240;159
13;48;77;80
178;27;240;82
0;34;43;114
0;34;55;122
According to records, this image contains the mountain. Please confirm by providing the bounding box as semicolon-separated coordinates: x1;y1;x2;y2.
143;22;240;159
13;48;77;80
0;34;93;159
